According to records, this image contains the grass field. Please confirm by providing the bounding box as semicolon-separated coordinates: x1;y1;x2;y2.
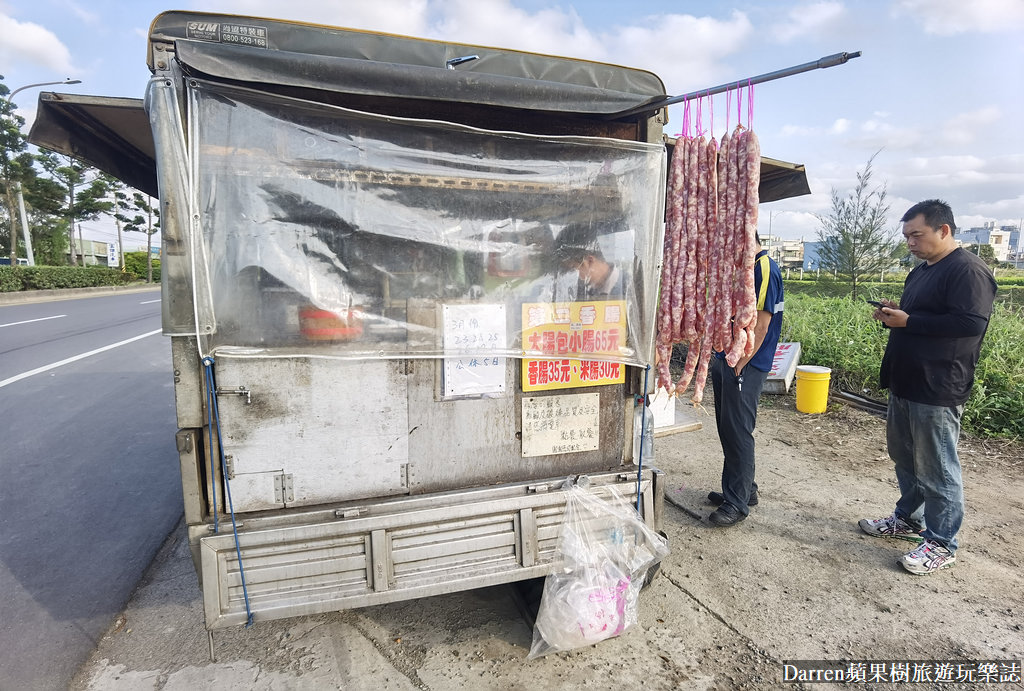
783;292;1024;440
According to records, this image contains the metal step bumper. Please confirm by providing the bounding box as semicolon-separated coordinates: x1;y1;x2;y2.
193;467;664;629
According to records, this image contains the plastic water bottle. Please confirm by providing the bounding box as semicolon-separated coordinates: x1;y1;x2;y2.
632;398;654;465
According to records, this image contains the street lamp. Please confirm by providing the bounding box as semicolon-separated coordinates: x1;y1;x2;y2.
8;78;82;102
3;77;82;266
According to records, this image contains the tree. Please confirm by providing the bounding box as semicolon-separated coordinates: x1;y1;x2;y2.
121;191;160;282
965;243;998;267
20;167;67;265
38;152;112;265
1;78;31;264
106;175;131;270
815;155;902;299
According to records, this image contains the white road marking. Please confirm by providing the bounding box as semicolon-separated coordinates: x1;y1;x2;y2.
139;299;161;305
0;315;66;328
0;329;162;389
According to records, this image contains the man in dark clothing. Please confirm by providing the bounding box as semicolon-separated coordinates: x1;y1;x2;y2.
859;199;997;574
708;234;784;527
553;223;624;300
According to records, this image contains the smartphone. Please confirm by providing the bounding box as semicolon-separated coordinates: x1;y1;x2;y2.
866;299;884;308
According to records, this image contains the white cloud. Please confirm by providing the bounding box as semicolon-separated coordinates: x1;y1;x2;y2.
431;0;601;58
940;106;1002;146
892;0;1024;35
65;0;99;27
880;153;1024;224
770;1;846;42
614;11;753;89
780;123;822;137
202;0;432;37
0;12;77;77
847;117;923;150
980;154;1024;175
830;118;850;134
980;193;1024;217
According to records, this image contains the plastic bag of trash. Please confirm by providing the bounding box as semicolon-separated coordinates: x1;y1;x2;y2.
527;475;669;659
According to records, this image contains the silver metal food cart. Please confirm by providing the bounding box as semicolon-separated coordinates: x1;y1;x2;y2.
30;11;809;630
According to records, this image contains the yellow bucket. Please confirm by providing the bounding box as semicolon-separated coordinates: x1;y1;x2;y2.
795;365;831;414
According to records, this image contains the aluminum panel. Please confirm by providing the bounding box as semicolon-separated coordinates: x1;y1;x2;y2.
405;300;628;493
212;357;409;511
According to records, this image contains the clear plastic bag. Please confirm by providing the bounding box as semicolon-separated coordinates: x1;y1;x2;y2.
527;476;669;659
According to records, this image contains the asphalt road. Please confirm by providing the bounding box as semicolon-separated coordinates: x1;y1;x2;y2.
0;289;183;691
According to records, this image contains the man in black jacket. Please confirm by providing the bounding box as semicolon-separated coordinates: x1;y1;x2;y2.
858;199;997;575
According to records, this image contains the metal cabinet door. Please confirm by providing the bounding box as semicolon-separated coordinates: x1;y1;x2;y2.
212;356;410;511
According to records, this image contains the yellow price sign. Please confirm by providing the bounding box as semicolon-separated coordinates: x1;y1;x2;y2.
521;300;627;391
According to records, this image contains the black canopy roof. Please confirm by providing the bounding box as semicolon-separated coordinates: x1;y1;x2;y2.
28;11;809;201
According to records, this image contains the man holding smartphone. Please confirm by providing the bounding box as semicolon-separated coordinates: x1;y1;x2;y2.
859;200;996;574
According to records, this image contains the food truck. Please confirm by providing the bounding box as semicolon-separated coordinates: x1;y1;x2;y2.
30;11;809;630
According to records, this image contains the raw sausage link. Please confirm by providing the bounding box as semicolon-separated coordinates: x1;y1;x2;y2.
733;128;761;335
681;136;700;340
713;130;732;353
703;136;721;359
659;141;686;345
690;339;713;405
673;340;700;395
729;126;748;342
693;136;709;340
670;137;691;342
657;343;673;392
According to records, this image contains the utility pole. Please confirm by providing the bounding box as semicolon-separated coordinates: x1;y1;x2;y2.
16;182;34;264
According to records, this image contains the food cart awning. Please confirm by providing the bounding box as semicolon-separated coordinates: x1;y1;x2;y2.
29;93;809;202
146;11;667;117
29;93;157;197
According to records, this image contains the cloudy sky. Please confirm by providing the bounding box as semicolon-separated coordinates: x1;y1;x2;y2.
2;0;1022;245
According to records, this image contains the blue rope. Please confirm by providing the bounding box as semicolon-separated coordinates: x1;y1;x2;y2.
202;356;254;627
203;359;219;533
636;364;651;512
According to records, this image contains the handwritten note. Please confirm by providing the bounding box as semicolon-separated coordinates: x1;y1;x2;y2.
521;392;600;457
442;304;506;397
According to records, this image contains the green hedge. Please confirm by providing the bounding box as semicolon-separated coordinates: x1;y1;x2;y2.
123;252;162;282
0;265;139;292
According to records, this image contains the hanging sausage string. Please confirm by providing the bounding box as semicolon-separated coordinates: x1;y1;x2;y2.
656;81;762;405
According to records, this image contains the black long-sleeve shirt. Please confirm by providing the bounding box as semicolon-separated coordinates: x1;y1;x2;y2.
880;248;997;406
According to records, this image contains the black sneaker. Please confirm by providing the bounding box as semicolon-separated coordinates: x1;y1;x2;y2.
708;503;746;527
708;489;759;507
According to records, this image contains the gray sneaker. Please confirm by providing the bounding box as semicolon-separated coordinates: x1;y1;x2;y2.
858;513;923;542
900;539;956;575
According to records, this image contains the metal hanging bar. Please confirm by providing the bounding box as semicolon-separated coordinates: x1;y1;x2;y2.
607;50;862;120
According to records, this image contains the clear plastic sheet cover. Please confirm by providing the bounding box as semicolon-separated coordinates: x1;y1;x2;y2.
187;81;665;365
146;77;207;336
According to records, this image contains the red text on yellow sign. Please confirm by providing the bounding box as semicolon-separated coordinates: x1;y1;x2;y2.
521;301;627;391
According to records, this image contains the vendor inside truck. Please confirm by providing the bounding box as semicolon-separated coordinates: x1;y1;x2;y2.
554;222;626;300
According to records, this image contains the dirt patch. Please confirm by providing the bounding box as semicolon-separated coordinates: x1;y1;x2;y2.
70;390;1023;691
657;388;1024;688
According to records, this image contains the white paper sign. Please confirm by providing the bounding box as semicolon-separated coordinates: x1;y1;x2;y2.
107;243;119;267
442;303;506;397
650;388;676;428
521;392;600;457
